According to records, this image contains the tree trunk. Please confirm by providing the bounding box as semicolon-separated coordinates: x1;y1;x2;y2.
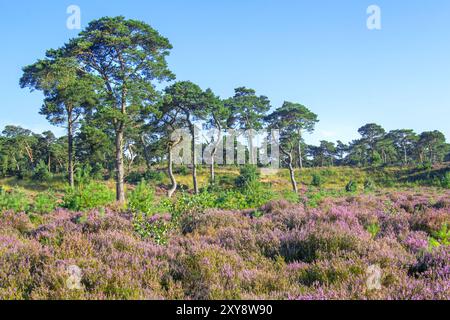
298;130;303;169
115;83;127;203
190;124;199;194
429;147;433;164
210;127;222;185
141;135;153;171
210;156;215;185
168;146;177;198
288;153;298;193
403;145;407;165
115;128;125;203
67;119;74;188
248;130;255;165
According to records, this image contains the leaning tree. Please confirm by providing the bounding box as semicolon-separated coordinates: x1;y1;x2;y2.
163;81;207;194
276;102;318;169
203;89;229;184
265;102;317;193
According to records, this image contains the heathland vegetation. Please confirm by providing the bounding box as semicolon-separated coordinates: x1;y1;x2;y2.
0;16;449;300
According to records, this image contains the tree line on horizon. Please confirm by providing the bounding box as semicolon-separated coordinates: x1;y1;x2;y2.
0;16;448;201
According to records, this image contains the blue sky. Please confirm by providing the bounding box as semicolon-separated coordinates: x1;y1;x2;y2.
0;0;449;145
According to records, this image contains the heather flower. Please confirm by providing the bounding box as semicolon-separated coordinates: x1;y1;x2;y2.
0;191;448;300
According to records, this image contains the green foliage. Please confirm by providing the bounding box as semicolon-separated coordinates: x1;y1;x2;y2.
420;162;434;172
175;165;190;176
345;180;358;193
241;180;274;208
126;171;166;185
371;152;382;166
33;191;58;214
432;223;449;246
280;191;301;204
306;192;323;208
235;165;260;188
215;191;249;210
32;160;52;182
125;171;143;184
311;173;323;188
218;175;236;189
366;223;380;239
62;182;115;211
170;191;217;218
0;187;30;213
382;176;396;188
364;178;376;191
145;170;167;183
304;189;347;208
427;223;449;250
128;180;155;214
428;237;441;250
441;171;450;189
74;164;94;186
133;213;173;245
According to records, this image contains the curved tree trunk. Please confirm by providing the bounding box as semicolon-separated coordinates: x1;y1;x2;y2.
168;137;182;198
288;153;298;193
168;147;177;198
281;146;298;193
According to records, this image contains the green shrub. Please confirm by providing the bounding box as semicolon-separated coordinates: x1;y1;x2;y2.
242;180;274;208
63;182;115;211
175;165;190;175
345;180;358;193
372;152;382;166
125;171;144;184
32;160;52;182
128;180;155;214
33;191;58;214
431;223;449;246
0;188;30;213
382;177;396;188
305;190;324;208
133;213;173;245
215;190;248;210
421;162;433;171
311;173;323;188
74;164;94;186
170;191;218;218
321;168;337;177
90;163;105;180
218;175;236;188
145;170;167;183
441;171;450;189
364;178;376;191
366;223;380;239
15;168;28;180
235;165;260;188
280;191;300;204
